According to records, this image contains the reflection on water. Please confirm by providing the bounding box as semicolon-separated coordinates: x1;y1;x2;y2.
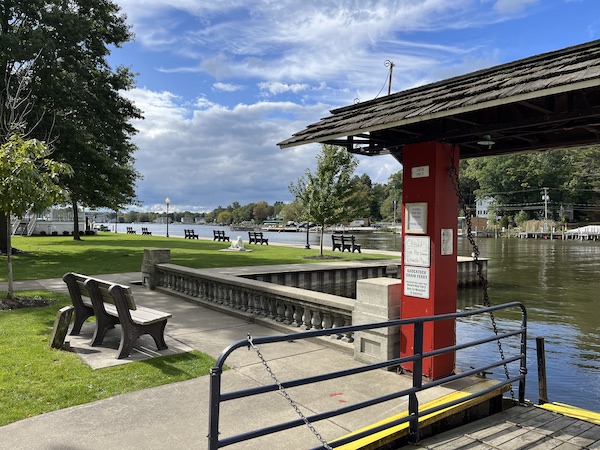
456;238;600;412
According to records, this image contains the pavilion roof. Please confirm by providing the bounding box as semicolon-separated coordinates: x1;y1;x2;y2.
278;40;600;159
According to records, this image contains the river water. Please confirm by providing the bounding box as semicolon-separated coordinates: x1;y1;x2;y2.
120;224;600;411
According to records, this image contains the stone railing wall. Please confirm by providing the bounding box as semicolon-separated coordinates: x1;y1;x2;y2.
154;263;356;340
240;264;397;298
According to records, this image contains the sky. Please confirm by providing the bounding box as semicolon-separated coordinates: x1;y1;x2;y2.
107;0;600;213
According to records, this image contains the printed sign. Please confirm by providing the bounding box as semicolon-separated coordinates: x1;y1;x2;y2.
405;202;427;234
411;165;430;179
403;266;430;299
404;235;430;267
441;229;453;255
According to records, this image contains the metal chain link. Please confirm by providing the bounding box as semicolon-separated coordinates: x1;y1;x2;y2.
247;334;333;450
448;150;516;401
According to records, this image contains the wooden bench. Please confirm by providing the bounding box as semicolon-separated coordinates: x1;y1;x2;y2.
126;226;136;234
342;235;362;253
213;230;230;242
332;234;343;251
141;227;152;236
63;273;172;359
248;231;268;245
184;229;199;239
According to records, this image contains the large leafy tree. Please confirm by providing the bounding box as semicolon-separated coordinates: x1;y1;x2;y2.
0;0;141;248
461;149;600;220
289;144;363;256
1;133;72;298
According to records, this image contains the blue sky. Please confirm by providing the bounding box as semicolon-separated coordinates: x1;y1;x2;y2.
109;0;600;213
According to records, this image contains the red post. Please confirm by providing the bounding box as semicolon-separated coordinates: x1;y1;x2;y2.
400;141;459;380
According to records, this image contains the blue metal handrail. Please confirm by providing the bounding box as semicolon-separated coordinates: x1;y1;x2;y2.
208;301;527;449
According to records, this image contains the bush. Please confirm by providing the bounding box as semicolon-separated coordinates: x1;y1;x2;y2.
52;231;58;236
62;231;69;235
39;231;47;236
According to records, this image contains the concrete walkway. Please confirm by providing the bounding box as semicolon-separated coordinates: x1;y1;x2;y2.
0;272;459;450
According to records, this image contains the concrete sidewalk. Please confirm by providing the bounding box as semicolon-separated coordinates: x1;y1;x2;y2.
0;273;472;450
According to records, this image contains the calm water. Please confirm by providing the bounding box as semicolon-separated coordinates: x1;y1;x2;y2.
119;223;600;411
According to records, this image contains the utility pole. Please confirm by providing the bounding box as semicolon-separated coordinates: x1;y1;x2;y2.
541;187;549;220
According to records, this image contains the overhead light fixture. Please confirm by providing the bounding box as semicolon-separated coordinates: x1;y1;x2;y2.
477;135;495;150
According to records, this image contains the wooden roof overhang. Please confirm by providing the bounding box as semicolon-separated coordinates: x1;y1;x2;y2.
278;40;600;160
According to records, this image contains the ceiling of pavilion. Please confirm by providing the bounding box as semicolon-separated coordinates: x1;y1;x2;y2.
278;40;600;160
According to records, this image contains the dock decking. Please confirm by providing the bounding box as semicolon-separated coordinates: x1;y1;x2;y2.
412;404;600;449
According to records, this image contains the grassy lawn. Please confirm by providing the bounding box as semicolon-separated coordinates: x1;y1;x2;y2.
0;233;394;426
0;290;215;427
2;232;395;281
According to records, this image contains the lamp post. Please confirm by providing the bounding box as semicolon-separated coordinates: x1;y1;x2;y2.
165;197;171;237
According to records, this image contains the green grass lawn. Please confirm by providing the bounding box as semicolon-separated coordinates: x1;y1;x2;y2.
0;290;215;427
2;232;395;281
0;233;394;426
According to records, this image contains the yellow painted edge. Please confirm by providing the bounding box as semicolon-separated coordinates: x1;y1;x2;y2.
334;380;506;450
536;402;600;425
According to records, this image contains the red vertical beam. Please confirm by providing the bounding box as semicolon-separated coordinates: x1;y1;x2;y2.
400;141;459;380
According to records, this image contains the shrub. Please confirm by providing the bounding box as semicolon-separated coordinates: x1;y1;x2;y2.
62;231;69;235
39;231;47;236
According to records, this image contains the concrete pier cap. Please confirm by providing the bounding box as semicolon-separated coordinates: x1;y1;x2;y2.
353;278;402;366
141;248;171;289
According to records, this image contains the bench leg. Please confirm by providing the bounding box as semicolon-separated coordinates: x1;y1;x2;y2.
90;313;120;346
70;305;94;335
116;320;168;359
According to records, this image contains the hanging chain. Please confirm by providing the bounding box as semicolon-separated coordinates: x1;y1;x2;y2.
448;150;516;402
247;334;333;450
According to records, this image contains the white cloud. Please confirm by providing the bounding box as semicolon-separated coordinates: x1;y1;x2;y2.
258;82;310;96
126;88;331;211
492;0;539;14
213;82;243;92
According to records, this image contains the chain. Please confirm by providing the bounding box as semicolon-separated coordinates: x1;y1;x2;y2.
247;334;333;449
448;149;516;402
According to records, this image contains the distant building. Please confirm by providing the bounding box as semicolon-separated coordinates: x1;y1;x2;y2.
475;197;495;219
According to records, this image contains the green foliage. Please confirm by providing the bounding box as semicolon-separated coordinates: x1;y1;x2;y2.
289;145;363;254
0;0;142;239
0;134;72;216
461;148;600;220
0;290;214;426
514;210;528;227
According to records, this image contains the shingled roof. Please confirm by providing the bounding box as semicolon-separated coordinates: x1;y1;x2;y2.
278;40;600;159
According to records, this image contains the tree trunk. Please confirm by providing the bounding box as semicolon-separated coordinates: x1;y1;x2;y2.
319;225;324;256
72;200;81;240
5;214;14;299
0;212;7;253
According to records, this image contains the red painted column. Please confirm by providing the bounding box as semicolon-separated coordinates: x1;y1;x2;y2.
400;141;459;380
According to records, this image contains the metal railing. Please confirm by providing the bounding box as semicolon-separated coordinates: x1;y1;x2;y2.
208;302;527;449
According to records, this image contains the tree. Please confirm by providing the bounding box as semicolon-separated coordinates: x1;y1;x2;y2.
0;0;141;245
253;201;269;223
289;144;361;256
217;211;232;225
0;133;71;298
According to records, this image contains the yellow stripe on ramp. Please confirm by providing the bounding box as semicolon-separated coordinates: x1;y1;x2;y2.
537;402;600;425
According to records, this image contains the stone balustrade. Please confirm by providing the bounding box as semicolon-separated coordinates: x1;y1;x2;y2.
154;263;356;341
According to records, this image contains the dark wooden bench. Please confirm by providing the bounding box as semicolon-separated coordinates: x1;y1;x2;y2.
332;234;343;251
184;229;199;239
342;235;362;253
248;231;268;245
126;226;136;234
63;273;172;359
141;227;152;235
213;230;230;242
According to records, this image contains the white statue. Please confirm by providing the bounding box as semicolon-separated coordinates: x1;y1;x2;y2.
229;236;245;251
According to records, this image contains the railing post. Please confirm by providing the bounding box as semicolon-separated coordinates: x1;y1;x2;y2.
519;311;528;405
208;366;223;450
536;336;547;405
408;321;424;444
